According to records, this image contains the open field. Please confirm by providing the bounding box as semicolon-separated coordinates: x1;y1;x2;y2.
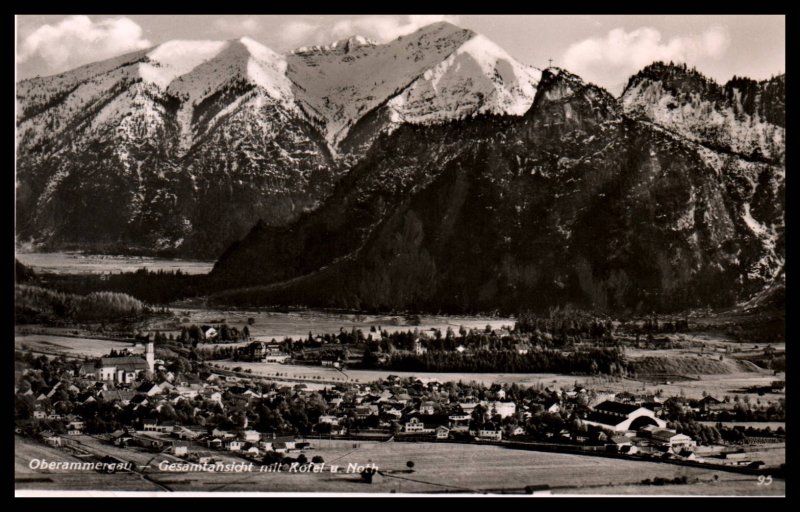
603;372;783;403
15;334;143;359
144;307;515;346
16;251;214;275
212;360;603;387
697;421;785;430
15;436;164;492
210;359;782;404
15;439;783;495
560;478;785;496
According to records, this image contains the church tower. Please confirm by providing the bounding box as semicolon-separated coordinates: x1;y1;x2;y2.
145;341;155;379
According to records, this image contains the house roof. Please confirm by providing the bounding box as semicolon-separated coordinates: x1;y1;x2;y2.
584;411;626;427
593;401;642;415
651;429;684;441
100;356;148;369
101;390;137;402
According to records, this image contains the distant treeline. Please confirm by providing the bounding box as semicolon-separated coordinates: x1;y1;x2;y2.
373;348;627;375
15;285;147;324
29;267;207;305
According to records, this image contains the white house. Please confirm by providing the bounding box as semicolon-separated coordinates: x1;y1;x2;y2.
243;430;261;443
225;440;244;452
487;401;517;419
318;415;341;425
419;401;436;415
478;426;502;441
651;430;697;450
404;417;434;433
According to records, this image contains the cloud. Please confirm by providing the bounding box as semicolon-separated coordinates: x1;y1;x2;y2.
279;21;321;47
17;15;151;73
213;17;261;36
562;26;730;93
279;15;460;49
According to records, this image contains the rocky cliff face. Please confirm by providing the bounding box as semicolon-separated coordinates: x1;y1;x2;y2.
211;68;784;314
621;62;785;163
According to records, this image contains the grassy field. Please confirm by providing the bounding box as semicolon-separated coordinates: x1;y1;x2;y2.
16;251;214;275
15;334;143;359
15;334;143;358
15;436;164;492
560;478;785;496
144;307;514;346
15;438;784;495
211;360;602;387
210;359;783;404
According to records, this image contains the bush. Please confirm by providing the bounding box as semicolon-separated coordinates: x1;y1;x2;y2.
262;451;282;465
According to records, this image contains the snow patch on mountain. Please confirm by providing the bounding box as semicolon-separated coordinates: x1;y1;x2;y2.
287;22;476;145
387;34;540;125
139;40;227;88
742;202;768;237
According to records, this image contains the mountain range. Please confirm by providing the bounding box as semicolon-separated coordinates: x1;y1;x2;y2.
16;22;785;314
16;22;540;258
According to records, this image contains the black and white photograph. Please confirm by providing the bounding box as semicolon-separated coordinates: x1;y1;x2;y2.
13;13;787;497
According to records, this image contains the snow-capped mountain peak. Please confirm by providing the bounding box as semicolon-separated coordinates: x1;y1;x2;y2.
286;22;540;145
294;34;379;55
386;33;542;124
162;38;292;105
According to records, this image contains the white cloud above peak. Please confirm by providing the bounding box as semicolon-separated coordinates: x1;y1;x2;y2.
279;15;460;48
17;15;152;73
213;17;261;36
562;26;731;93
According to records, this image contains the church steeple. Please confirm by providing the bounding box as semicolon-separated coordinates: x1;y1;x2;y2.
145;341;155;378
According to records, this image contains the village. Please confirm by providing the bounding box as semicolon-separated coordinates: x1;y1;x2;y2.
15;332;785;482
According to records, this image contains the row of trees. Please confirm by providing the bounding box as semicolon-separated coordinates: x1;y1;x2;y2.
373;348;628;375
177;324;250;345
15;285;147;324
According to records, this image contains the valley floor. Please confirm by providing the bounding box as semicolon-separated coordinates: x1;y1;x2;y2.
15;436;784;496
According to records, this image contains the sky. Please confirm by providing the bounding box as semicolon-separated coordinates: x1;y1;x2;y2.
16;14;785;95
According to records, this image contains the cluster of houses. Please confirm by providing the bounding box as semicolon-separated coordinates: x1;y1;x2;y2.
238;341;291;364
19;340;781;471
106;421;307;460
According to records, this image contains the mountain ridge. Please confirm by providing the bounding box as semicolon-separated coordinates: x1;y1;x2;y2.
16;22;544;257
16;25;785;315
210;66;784;314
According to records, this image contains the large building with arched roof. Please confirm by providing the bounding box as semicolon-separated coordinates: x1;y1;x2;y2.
581;400;667;432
